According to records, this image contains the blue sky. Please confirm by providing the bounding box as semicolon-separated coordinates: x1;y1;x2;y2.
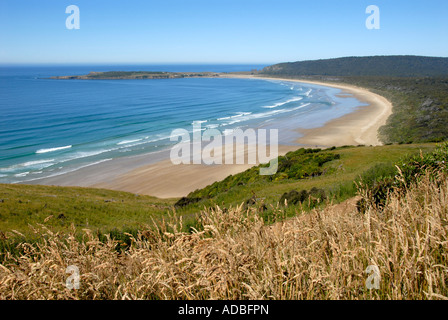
0;0;447;64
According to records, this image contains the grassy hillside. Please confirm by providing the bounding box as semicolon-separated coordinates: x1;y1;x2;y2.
178;143;436;218
1;142;446;300
261;55;448;77
0;143;436;239
0;184;176;237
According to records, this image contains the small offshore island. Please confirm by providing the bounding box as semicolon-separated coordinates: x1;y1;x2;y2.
50;71;222;80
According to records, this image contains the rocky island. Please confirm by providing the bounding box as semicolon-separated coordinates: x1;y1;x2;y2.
50;71;222;80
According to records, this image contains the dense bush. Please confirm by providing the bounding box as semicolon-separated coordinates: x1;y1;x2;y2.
356;178;395;213
356;162;398;187
396;141;448;187
357;142;448;213
279;187;326;209
242;195;267;212
174;197;202;208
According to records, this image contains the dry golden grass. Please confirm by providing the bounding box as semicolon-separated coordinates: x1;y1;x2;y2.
0;171;447;300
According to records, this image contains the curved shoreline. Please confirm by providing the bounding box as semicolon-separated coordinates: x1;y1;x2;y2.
224;75;393;147
292;79;393;147
28;76;394;198
92;77;393;198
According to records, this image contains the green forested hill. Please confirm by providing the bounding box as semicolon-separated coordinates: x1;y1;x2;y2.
261;56;448;77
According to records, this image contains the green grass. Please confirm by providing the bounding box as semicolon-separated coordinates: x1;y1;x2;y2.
0;184;176;237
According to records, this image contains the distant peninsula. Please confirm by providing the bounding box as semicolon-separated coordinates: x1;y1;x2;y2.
261;55;448;77
50;71;222;80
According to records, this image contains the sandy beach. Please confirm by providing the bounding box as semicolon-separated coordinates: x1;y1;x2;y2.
224;75;393;147
290;79;393;147
30;76;393;199
93;144;295;198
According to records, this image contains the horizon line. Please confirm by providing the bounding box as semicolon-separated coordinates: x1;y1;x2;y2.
0;62;276;67
2;54;448;67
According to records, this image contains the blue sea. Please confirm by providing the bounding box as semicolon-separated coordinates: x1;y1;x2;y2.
0;64;364;184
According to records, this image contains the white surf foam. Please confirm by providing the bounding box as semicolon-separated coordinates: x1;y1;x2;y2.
262;96;303;109
0;159;56;172
217;112;252;121
117;139;143;145
36;145;72;154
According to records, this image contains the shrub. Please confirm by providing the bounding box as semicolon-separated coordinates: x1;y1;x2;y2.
174;197;203;208
357;141;448;213
279;187;326;209
187;148;339;200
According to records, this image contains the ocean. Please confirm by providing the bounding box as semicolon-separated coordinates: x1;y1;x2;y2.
0;65;364;184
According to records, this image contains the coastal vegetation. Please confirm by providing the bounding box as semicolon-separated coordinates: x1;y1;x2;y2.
178;143;436;219
299;76;448;144
183;148;339;200
0;142;447;299
343;76;448;144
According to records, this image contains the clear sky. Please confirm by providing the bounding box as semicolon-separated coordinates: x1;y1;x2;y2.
0;0;447;64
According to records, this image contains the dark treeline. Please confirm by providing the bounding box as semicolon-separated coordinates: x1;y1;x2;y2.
261;56;448;77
